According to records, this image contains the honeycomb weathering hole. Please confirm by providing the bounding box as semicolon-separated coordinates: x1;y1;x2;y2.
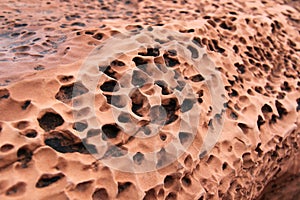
73;27;226;173
5;182;26;196
38;112;64;132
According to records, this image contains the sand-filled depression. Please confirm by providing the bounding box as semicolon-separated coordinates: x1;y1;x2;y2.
0;0;299;199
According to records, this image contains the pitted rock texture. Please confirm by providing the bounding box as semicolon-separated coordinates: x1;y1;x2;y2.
73;27;225;173
0;0;299;200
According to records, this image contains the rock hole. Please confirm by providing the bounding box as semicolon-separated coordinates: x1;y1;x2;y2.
102;124;120;139
190;74;205;82
99;66;117;79
155;80;171;95
111;59;125;67
149;105;167;125
264;83;273;92
183;155;192;167
234;63;245;74
179;132;192;145
38;112;64;131
175;80;185;91
73;122;88;132
92;188;109;200
199;150;207;159
143;189;156;200
261;104;273;113
75;180;94;192
198;97;203;104
262;64;270;72
125;24;143;31
206;155;215;164
239;37;247;44
230;111;238;120
131;70;149;87
11;46;30;52
222;162;228;170
133;152;144;165
164;175;175;188
118;112;131;123
11;32;21;37
280;81;291;92
257;115;265;130
104;94;112;104
167;49;177;56
187;45;199;58
238;123;249;134
0;88;9;99
163;53;180;67
111;95;127;108
117;182;132;195
5;182;26;196
247;89;253;95
159;132;167;141
17;146;32;168
21;31;36;38
181;175;191;187
132;56;148;66
71;22;85;27
181;99;195;112
277;92;285;100
275;100;287;119
44;131;95;154
192;37;203;47
130;89;150;117
158;188;164;198
220;21;232;30
140;125;151;135
207;19;217;27
35;173;64;188
102;146;127;158
229;89;238;97
34;65;45;71
211;39;225;53
55;82;89;103
255;86;263;94
156;148;168;168
15;121;29;130
0;144;14;152
87;129;101;138
270;114;277;124
242;152;254;168
233;45;239;53
100;80;119;92
166;192;177;200
271;151;279;160
255;143;263;157
85;31;95;35
24;129;38;138
58;75;74;83
93;33;103;40
65;14;80;21
162;98;179;125
138;48;160;57
21;100;31;110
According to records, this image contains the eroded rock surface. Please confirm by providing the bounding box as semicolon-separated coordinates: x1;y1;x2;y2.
0;0;299;199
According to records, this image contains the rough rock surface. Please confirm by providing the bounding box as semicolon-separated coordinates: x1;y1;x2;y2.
0;0;299;199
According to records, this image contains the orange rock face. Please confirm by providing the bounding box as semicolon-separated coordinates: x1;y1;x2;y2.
0;0;299;200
